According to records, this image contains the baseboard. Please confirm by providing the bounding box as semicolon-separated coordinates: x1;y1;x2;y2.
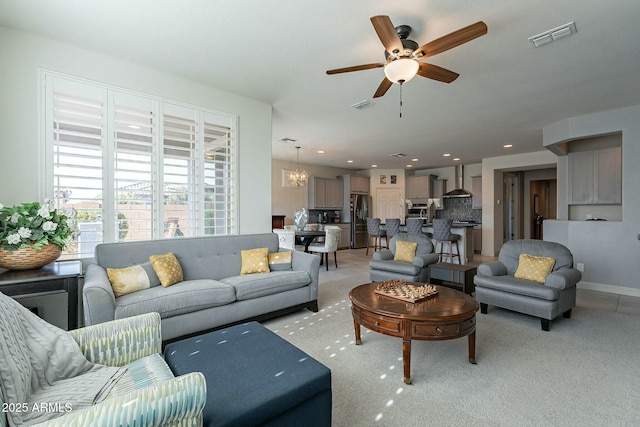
577;281;640;298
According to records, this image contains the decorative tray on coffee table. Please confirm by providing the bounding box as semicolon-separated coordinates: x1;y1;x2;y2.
374;280;438;303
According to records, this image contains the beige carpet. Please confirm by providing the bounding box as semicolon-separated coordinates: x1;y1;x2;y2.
263;250;640;426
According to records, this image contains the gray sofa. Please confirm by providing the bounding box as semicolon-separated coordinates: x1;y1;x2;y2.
83;233;320;341
369;233;440;283
474;239;582;331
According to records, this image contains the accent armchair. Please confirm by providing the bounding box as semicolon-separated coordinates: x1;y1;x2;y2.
474;239;582;331
369;233;440;283
0;293;206;427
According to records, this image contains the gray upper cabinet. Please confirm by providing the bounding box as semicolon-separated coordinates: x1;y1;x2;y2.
350;175;370;194
406;175;434;200
309;177;344;209
568;147;621;205
432;178;447;198
472;176;482;209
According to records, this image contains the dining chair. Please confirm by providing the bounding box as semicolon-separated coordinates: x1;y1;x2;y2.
406;218;424;234
273;228;296;251
308;226;341;270
384;218;401;246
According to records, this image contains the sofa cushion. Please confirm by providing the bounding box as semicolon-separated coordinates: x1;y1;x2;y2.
149;252;184;287
394;241;417;263
369;259;421;276
240;247;270;275
268;251;292;271
221;271;311;301
514;253;556;283
115;279;235;319
107;262;161;297
473;274;559;301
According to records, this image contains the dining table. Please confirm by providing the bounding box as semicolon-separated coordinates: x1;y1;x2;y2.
294;230;326;252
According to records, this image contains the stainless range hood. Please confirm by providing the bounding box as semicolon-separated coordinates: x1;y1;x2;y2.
442;165;472;198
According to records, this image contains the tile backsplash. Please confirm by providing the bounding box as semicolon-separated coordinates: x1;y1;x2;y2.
434;197;482;223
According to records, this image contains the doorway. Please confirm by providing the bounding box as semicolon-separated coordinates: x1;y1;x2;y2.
374;188;404;221
530;179;557;239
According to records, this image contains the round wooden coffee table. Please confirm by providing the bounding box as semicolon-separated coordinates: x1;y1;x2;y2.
349;282;479;384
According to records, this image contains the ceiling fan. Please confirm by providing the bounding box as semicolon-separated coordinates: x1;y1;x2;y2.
326;16;487;98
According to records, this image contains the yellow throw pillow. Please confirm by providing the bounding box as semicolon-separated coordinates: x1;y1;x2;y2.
394;241;418;263
268;251;292;271
514;253;556;283
240;247;270;275
149;252;184;287
107;264;154;297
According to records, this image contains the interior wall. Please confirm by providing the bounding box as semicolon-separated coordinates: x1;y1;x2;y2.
271;158;353;225
543;104;640;295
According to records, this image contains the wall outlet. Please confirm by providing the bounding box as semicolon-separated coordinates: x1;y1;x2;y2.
576;263;585;272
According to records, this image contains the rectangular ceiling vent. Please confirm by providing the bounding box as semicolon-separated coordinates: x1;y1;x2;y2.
279;137;297;143
389;153;406;158
528;21;577;47
351;99;374;110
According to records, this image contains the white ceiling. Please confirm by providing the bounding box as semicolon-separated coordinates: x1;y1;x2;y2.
1;0;639;170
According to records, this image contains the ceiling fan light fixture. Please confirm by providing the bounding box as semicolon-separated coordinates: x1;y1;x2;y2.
384;58;419;84
288;146;308;189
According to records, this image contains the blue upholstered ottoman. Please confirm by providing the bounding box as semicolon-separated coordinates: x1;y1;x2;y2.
164;321;332;427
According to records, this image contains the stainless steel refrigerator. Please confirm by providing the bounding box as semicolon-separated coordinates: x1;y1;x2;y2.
350;194;371;248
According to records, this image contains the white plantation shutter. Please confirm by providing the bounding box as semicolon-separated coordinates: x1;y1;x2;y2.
43;72;238;258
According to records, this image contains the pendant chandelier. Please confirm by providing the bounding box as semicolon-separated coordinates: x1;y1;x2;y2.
288;146;308;189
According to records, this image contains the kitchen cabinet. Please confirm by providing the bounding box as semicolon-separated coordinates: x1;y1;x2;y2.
337;223;351;249
432;179;447;198
471;176;482;209
473;226;482;253
568;147;621;205
350;175;370;194
406;175;434;199
308;177;344;209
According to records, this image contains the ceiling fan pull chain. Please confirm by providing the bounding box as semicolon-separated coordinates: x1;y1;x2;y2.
399;82;403;118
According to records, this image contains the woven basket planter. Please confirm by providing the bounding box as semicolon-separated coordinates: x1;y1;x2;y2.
0;244;62;270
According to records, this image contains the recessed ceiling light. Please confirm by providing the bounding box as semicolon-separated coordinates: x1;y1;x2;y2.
371;164;378;168
406;164;413;168
411;158;419;162
347;160;354;163
453;158;460;161
504;144;513;148
317;150;325;154
443;153;451;157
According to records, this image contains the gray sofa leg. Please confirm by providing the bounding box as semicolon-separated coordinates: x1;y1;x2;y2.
480;303;488;314
562;309;572;319
540;318;550;331
308;300;319;312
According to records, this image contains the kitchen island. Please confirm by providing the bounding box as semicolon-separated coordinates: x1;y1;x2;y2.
383;222;477;264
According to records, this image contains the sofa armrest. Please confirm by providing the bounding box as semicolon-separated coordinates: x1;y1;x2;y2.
477;260;507;277
373;250;394;261
545;268;582;290
32;372;206;427
291;250;321;299
69;312;162;367
82;263;117;326
413;252;439;268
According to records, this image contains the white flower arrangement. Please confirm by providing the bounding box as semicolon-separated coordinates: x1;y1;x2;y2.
0;199;79;251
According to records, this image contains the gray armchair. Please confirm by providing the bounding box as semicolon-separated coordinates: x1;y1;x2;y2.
369;233;439;283
474;239;582;331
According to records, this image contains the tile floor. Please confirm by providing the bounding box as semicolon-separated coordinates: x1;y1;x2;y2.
318;246;640;317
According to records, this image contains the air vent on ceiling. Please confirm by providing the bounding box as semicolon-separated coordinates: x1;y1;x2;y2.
279;137;297;143
528;22;577;47
389;153;407;158
351;99;374;110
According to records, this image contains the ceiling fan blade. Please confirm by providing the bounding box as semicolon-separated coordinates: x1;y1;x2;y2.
371;15;404;55
373;78;393;98
414;21;488;59
417;62;459;83
326;63;385;75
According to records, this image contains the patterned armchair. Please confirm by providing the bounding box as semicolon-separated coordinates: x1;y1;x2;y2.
0;309;206;427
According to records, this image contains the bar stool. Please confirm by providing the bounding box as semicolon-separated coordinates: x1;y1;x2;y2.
385;218;401;246
366;218;386;255
432;218;461;264
406;218;424;234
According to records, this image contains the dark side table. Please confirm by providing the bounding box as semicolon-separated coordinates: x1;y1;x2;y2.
0;260;82;330
427;262;477;295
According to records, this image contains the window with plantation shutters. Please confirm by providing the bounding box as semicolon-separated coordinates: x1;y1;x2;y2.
43;72;238;259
